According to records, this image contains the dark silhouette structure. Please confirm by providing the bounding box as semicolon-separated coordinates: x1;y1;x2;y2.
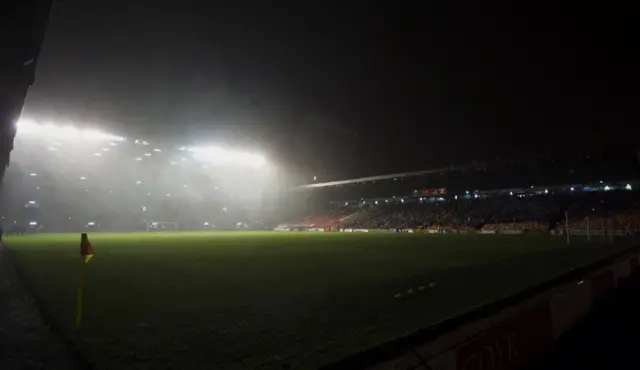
0;1;54;180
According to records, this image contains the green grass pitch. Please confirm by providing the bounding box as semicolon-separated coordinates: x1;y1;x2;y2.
4;232;634;369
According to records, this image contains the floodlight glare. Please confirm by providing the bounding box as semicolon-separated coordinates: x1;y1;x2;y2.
189;146;265;167
17;119;124;141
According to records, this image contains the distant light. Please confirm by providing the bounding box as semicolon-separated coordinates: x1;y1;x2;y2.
222;207;228;212
109;190;114;193
109;142;118;146
87;221;95;226
313;176;317;181
29;221;37;226
214;186;219;190
142;141;149;146
570;187;575;191
604;185;610;191
94;152;102;156
47;147;57;151
344;202;348;206
400;199;404;203
375;200;378;205
181;157;187;161
544;189;549;194
474;194;479;199
530;185;534;189
165;193;171;197
419;197;423;201
144;153;152;157
142;206;146;212
454;195;458;200
134;157;142;161
84;189;89;192
102;147;110;151
203;222;209;226
68;217;71;220
600;180;603;184
509;191;513;196
626;184;632;190
465;190;469;194
28;200;36;204
170;161;177;165
80;176;86;180
153;148;162;152
385;200;389;203
136;180;142;185
178;146;187;151
183;184;188;188
147;192;152;196
29;173;37;176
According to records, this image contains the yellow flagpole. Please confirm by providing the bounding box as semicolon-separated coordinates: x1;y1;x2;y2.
75;256;87;330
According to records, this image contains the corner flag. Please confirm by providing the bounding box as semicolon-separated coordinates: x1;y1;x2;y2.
80;233;95;263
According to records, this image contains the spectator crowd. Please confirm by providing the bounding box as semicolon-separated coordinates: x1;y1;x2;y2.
338;190;640;233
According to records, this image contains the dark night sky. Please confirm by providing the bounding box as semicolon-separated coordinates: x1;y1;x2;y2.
25;1;637;180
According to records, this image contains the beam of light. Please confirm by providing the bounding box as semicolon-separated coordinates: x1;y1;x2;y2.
17;118;125;142
188;146;265;167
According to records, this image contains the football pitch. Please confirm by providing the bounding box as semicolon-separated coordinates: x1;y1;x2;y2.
5;232;635;369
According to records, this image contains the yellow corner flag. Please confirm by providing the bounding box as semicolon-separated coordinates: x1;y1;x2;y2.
80;233;95;263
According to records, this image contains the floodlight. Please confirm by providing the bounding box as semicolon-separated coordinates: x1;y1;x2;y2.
17;119;124;141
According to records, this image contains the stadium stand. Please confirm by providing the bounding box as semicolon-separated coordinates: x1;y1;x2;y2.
0;119;270;232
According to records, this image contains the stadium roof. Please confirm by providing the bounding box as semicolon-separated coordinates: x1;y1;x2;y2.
297;164;477;189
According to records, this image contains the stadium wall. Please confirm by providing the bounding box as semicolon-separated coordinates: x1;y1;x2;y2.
321;242;640;370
